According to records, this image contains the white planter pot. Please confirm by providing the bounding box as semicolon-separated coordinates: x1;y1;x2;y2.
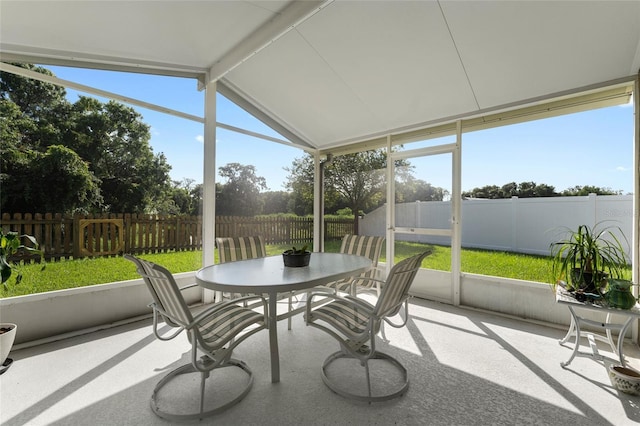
0;323;17;365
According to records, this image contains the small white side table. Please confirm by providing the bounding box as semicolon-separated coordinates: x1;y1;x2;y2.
556;285;640;368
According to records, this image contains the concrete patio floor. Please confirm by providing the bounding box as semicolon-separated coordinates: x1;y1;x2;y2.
1;297;639;425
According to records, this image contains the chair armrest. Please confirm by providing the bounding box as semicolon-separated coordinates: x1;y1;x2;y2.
342;294;376;311
350;276;385;295
190;295;267;326
377;294;411;319
306;290;375;320
179;283;198;291
307;288;341;305
351;276;385;286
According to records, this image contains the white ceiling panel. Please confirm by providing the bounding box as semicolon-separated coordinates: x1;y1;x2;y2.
0;1;288;73
442;1;640;109
1;0;639;152
226;30;380;145
296;1;478;141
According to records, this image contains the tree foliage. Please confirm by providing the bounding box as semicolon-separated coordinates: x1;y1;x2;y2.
216;163;268;216
463;181;557;199
0;63;173;214
261;191;292;215
284;155;316;215
561;185;621;196
285;150;447;233
462;181;621;199
325;152;388;227
396;176;450;203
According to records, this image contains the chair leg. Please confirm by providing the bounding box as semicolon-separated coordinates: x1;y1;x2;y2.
199;371;209;417
320;350;409;403
151;359;254;421
364;359;372;402
288;293;293;330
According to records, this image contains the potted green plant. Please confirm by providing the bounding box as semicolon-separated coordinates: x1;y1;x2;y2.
282;245;311;267
1;230;43;373
550;222;628;293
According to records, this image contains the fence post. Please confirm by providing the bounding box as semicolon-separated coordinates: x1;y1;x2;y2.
73;215;81;258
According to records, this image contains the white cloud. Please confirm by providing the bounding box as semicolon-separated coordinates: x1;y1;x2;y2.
616;166;629;172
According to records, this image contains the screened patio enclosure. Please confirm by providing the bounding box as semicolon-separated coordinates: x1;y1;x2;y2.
1;2;640;335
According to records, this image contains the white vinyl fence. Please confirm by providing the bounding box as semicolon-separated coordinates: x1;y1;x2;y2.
360;194;633;258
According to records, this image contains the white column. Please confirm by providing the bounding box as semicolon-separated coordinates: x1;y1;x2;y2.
202;81;217;303
385;135;394;276
313;151;322;252
633;74;639;343
451;120;462;306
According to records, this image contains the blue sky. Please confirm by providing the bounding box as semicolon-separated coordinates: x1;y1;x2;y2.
46;66;634;195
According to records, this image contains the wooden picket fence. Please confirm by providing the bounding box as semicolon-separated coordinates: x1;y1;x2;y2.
0;213;353;261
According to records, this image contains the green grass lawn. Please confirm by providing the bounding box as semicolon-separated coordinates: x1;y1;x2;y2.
1;241;564;298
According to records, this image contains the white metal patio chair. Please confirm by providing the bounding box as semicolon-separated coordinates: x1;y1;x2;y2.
216;236;299;329
124;254;267;421
325;234;385;295
215;236;267;301
305;250;431;403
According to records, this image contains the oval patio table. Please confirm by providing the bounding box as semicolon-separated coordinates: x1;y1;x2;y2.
195;252;372;383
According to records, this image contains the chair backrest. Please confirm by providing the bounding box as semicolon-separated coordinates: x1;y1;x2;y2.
374;250;431;319
340;235;384;281
216;236;266;263
124;254;193;328
340;235;384;266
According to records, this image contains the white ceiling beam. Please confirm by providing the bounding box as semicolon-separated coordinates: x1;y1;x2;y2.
0;62;294;147
206;0;330;84
0;43;207;80
218;79;315;151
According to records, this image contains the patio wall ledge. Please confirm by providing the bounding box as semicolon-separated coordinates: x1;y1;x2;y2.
0;272;200;347
410;268;637;341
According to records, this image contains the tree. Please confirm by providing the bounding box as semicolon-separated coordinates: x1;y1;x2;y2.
463;181;625;199
63;96;172;213
561;185;621;196
261;191;292;215
1;70;102;213
286;150;410;234
162;179;200;215
284;155;316;215
216;163;268;216
0;63;70;151
463;181;557;199
325;152;391;230
395;177;449;203
1;64;174;215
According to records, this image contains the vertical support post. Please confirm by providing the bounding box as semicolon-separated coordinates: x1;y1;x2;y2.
385;135;394;277
451;120;462;306
511;196;518;252
313;151;322;252
633;74;639;343
202;80;217;304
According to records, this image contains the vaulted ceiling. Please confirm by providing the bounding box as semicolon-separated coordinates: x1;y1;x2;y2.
2;1;639;153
